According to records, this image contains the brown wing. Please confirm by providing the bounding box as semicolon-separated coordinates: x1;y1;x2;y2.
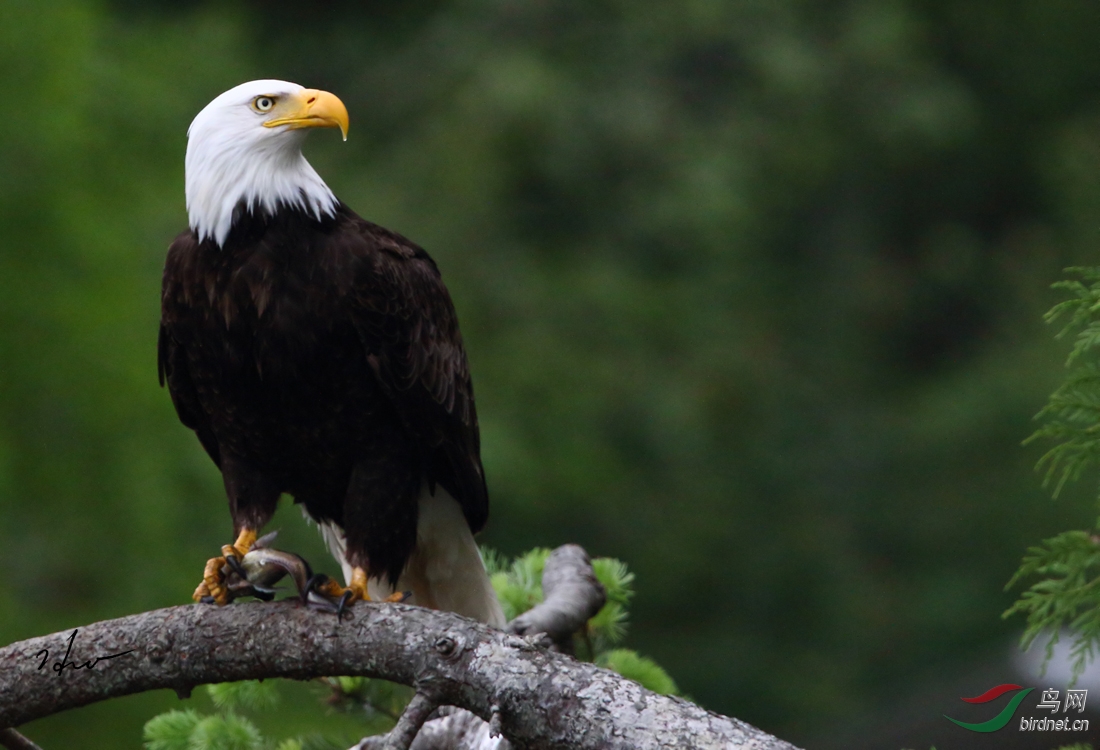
344;213;488;533
158;232;222;469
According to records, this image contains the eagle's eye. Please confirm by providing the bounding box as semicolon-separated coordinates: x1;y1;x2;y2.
252;96;276;113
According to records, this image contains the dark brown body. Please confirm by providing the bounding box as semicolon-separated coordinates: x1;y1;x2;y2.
158;203;487;585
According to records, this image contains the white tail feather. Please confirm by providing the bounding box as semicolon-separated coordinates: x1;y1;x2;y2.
317;517;354;586
317;487;505;628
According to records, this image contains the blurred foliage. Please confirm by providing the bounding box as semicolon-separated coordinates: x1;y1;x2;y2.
596;649;679;696
144;707;264;750
3;0;1100;748
1027;268;1100;496
207;681;282;714
323;675;412;725
485;546;552;622
1004;529;1100;680
144;684;346;750
1006;267;1100;683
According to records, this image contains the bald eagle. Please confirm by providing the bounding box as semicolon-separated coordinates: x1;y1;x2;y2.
158;80;504;626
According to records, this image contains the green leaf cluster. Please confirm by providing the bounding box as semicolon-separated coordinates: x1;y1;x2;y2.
596;649;678;696
589;557;635;652
485;546;552;622
1004;528;1100;681
143;683;344;750
322;676;412;723
207;681;280;714
1009;267;1100;679
143;708;262;750
1027;268;1100;496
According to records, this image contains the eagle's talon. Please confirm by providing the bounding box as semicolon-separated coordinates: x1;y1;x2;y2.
303;573;330;603
301;566;377;615
224;554;248;579
193;555;231;604
303;576;346;614
336;590;353;617
192;528;258;606
305;590;342;614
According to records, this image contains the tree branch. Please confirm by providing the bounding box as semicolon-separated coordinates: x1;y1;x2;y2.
507;545;606;650
0;601;800;749
0;728;43;750
356;692;440;750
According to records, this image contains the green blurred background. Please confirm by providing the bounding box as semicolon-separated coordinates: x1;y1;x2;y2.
3;1;1100;747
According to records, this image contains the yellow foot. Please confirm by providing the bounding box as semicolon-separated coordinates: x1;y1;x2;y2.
193;527;258;605
312;567;408;610
314;566;371;604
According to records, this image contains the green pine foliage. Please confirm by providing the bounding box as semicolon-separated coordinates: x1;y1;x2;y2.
143;709;202;750
207;681;280;713
1008;267;1100;679
1004;530;1100;677
143;683;339;750
323;675;413;723
187;714;264;750
589;557;634;652
1027;268;1100;496
142;707;263;750
485;546;552;621
597;649;678;696
278;736;346;750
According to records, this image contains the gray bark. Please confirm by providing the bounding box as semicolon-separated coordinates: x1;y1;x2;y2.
0;601;800;749
366;543;608;750
506;545;606;650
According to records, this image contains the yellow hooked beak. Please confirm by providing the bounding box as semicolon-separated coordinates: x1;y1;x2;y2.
263;89;349;141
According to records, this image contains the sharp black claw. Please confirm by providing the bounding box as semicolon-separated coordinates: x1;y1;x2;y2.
200;595;215;605
224;554;248;579
305;589;344;614
304;573;331;603
336;590;354;617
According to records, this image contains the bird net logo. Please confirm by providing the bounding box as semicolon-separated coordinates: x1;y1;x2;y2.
944;683;1090;733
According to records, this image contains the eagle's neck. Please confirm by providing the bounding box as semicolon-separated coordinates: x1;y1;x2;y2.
185;131;338;248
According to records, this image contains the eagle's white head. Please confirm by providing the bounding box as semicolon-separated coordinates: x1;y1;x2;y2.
185;79;350;247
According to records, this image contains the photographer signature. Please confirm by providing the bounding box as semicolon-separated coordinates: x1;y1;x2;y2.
34;629;134;678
